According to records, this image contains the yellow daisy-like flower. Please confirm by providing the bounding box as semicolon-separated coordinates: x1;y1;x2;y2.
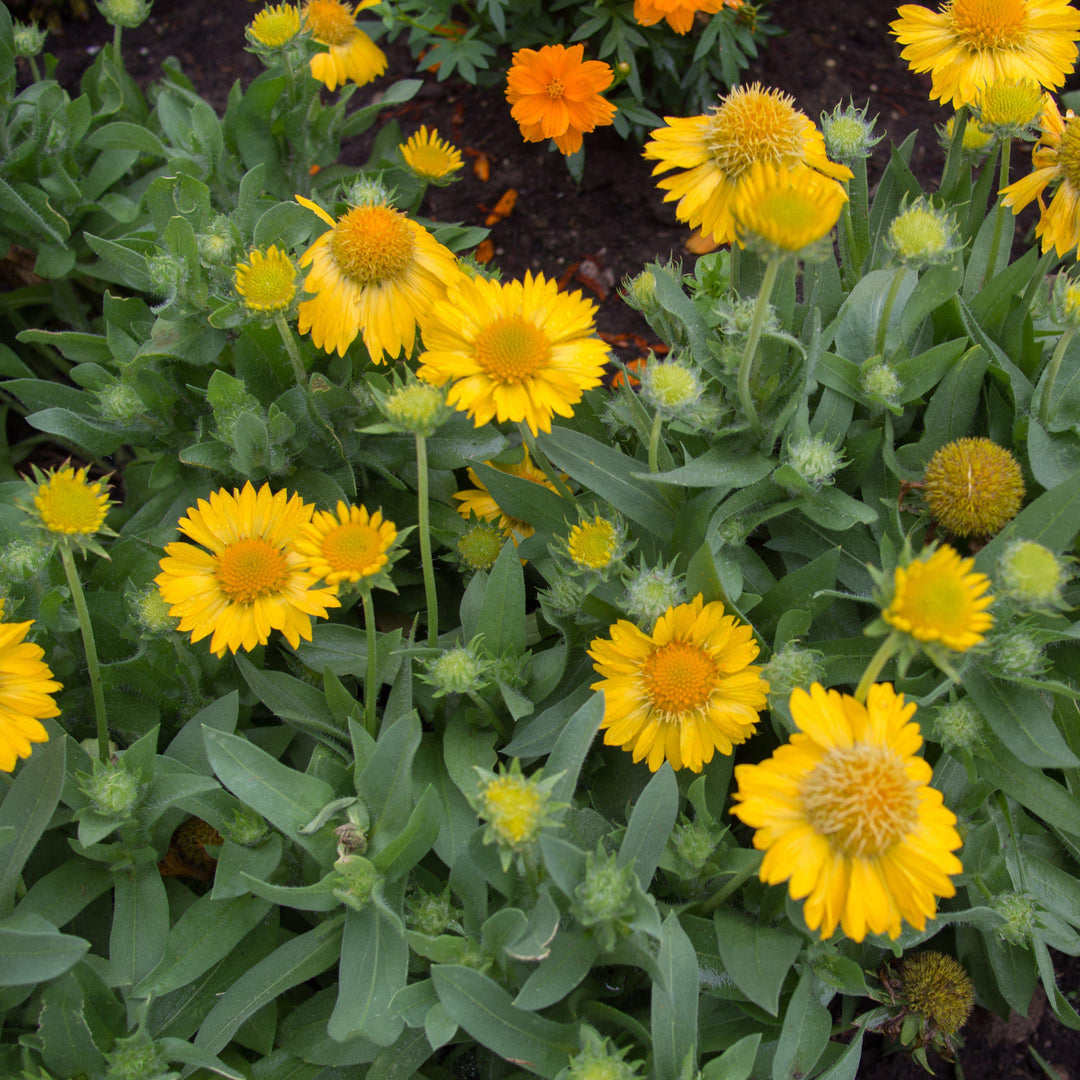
729;161;849;254
1001;96;1080;258
30;464;110;537
588;594;768;773
633;0;725;35
399;126;464;181
294;501;397;588
923;437;1025;537
974;78;1046;134
155;482;340;657
296;195;460;362
567;516;618;570
453;446;560;544
882;545;994;652
302;0;387;91
247;3;301;48
644;83;853;247
234;245;297;314
731;682;963;942
0;620;61;772
417;272;609;435
891;0;1080;109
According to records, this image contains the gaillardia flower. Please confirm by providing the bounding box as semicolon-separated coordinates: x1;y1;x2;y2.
566;515;621;572
155;482;340;656
0;620;61;772
417;272;609;435
891;0;1080;109
588;594;768;772
922;437;1025;537
644;83;852;247
399;126;464;182
294;502;398;588
505;44;616;156
247;3;302;49
453;447;561;544
633;0;725;35
302;0;387;91
26;463;110;539
882;545;994;652
234;246;297;314
731;683;963;941
1001;96;1080;258
296;194;460;361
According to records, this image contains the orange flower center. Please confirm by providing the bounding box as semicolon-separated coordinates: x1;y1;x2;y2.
474;316;551;381
947;0;1027;50
216;538;290;603
799;743;920;857
304;0;355;45
705;85;807;179
330;205;415;287
546;78;565;100
321;522;385;576
642;641;718;716
1058;116;1080;189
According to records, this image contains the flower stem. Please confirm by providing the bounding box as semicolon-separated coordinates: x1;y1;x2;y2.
60;545;108;763
697;853;762;915
730;242;741;299
736;256;782;438
982;137;1011;286
415;433;438;646
873;265;907;358
113;24;123;68
1040;325;1077;429
519;423;575;503
362;590;378;736
939;106;968;199
274;313;308;389
648;410;664;474
467;689;507;738
854;631;901;705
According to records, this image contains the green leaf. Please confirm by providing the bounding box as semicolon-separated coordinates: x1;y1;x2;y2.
110;862;168;988
699;1033;762;1080
713;909;802;1015
544;694;604;805
772;967;831;1080
0;913;90;986
0;177;69;244
85;119;167;156
976;750;1080;839
753;548;841;642
652;912;700;1080
369;784;441;883
15;858;112;929
360;712;423;840
212;836;284;902
37;970;107;1077
513;927;599;1011
619;764;679;890
431;965;575;1078
478;540;526;656
470;460;571;538
815;1027;865;1080
639;447;774;491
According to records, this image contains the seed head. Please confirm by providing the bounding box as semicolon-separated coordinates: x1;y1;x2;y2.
900;951;975;1038
923;437;1025;538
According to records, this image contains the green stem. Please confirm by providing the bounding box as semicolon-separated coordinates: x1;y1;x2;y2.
982;137;1011;286
849;154;870;273
519;423;575;503
647;410;664;474
415;433;438;646
730;242;741;299
274;313;307;389
1040;325;1076;428
1022;249;1057;310
939;105;968;198
853;632;901;705
736;256;782;438
113;24;123;68
362;590;378;736
873;265;908;358
27;55;40;83
60;545;108;763
697;854;762;916
467;690;507;737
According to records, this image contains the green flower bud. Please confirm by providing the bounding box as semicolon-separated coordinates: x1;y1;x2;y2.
347;176;395;207
716;514;752;547
763;644;825;705
929;698;984;754
3;538;50;581
622;563;684;625
622;270;658;314
887;197;961;268
992;891;1037;946
424;642;489;696
224;805;270;847
97;0;152;30
787;435;845;488
97;382;144;424
382;382;452;436
333;854;381;910
457;521;504;572
571;848;637;951
821;101;883;163
671;819;716;873
407;886;461;936
134;587;177;634
196;216;235;266
641;359;702;418
540;573;588;619
564;1027;642;1080
715;295;776;338
104;1034;178;1080
13;21;48;59
998;539;1069;608
860;359;903;408
146;252;184;298
993;630;1046;676
82;759;141;817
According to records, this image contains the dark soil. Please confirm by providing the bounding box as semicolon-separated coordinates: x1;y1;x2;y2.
13;1;1080;1077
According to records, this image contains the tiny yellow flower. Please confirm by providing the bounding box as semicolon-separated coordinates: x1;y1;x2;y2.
234;245;297;314
26;464;111;538
399;126;464;182
247;3;302;48
566;516;619;571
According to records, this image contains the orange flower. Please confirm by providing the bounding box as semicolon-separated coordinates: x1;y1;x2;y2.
634;0;726;34
505;44;616;156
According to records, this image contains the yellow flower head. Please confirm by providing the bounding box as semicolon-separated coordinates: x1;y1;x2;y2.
942;112;995;153
471;759;565;869
155;482;340;657
0;619;61;772
399;126;464;181
1002;96;1080;258
923;436;1025;537
891;0;1080;109
588;594;768;773
973;78;1047;136
247;3;302;48
887;197;962;267
566;516;620;571
296;195;460;361
453;446;561;545
882;545;994;652
234;245;297;313
26;464;111;538
633;0;726;35
644;83;852;247
505;44;616;156
294;501;398;588
418;271;608;435
730;161;849;255
302;0;387;90
731;682;963;942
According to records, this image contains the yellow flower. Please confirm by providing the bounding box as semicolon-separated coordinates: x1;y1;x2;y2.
891;0;1080;109
155;482;340;657
294;501;397;587
882;545;993;651
567;516;619;570
588;594;768;773
296;195;460;361
399;126;464;181
943;112;994;152
453;446;560;544
1001;96;1080;258
644;83;852;247
729;161;849;254
0;620;61;772
922;437;1025;537
973;78;1047;135
731;682;963;942
505;44;616;156
247;3;301;48
302;0;387;90
234;245;297;313
633;0;725;35
417;272;608;435
29;464;110;537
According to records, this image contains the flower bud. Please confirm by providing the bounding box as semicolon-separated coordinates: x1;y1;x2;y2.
13;21;48;59
929;698;984;754
622;270;659;314
2;538;50;581
998;539;1069;609
994;630;1046;676
197;216;235;266
104;1033;176;1080
886;197;961;268
333;854;381;910
540;572;588;619
82;759;141;817
382;381;452;436
225;805;270;847
457;521;504;572
347;176;395;207
246;3;302;50
147;252;185;298
670;819;716;873
821;101;883;163
860;359;903;408
565;515;625;574
992;891;1038;946
571;848;637;951
134;587;177;634
97;382;144;424
1051;273;1080;329
471;760;565;869
762;644;825;705
407;886;462;936
941;113;994;156
972;79;1045;140
622;563;684;624
641;359;703;418
787;435;844;489
424;642;490;696
96;0;152;30
565;1027;642;1080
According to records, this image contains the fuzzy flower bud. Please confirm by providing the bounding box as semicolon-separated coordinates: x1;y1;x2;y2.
993;630;1046;676
82;759;141;818
97;382;144;424
762;644;825;705
347;176;395;207
572;848;637;951
3;538;50;581
564;1028;643;1080
622;270;659;314
96;0;152;30
887;198;961;268
929;698;984;754
333;854;381;910
13;21;48;58
196;216;235;266
622;563;684;625
973;79;1045;139
225;805;271;847
787;435;844;489
923;437;1025;538
104;1034;178;1080
998;539;1069;609
860;359;903;408
424;641;489;696
134;587;177;634
671;819;716;873
641;359;703;418
457;522;504;572
716;514;752;547
147;252;184;298
407;886;462;936
900;951;975;1039
382;381;452;436
716;295;778;338
540;572;588;619
992;891;1038;946
821;101;883;163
